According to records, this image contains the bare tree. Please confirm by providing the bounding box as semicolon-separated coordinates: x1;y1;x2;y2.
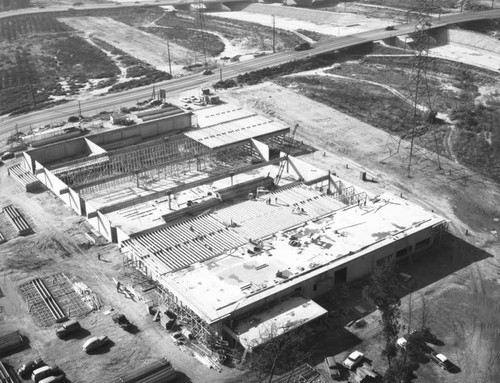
241;323;310;383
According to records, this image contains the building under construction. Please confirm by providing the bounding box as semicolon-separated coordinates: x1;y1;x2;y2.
22;102;447;352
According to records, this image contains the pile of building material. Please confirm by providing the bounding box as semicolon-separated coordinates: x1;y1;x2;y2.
0;361;15;383
112;358;177;383
73;281;102;311
0;331;25;357
3;205;32;236
271;363;321;383
7;164;43;192
19;279;66;326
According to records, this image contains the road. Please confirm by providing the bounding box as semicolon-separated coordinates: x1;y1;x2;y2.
1;8;500;136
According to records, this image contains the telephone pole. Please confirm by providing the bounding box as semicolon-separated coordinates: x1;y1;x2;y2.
167;42;172;76
272;15;276;53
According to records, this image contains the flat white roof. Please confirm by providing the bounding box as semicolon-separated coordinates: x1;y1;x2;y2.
194;104;256;128
233;295;327;350
186;115;288;149
160;193;446;323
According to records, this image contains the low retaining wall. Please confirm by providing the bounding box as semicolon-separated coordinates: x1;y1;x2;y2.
437;28;500;54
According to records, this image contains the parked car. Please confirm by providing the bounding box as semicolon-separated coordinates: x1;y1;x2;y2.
385;25;395;30
55;320;81;339
426;351;451;370
112;313;132;331
342;350;364;370
82;335;110;353
294;42;311;51
17;357;45;379
396;337;408;349
0;151;14;161
31;366;61;383
324;356;341;379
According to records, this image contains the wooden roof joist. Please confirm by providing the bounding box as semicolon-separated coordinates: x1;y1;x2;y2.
122;215;246;273
99;156;284;215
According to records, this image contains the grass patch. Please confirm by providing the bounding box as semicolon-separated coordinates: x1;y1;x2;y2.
296;29;332;42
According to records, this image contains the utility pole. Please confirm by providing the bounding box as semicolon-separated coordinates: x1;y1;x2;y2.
272;15;276;53
151;84;156;99
167;42;172;76
219;68;222;82
78;100;82;117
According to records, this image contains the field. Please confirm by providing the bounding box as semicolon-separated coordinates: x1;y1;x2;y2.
0;14;122;116
0;6;305;116
270;48;500;181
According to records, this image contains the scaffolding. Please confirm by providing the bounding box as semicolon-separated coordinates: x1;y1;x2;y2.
79;141;259;196
54;137;204;187
328;179;367;206
156;287;217;345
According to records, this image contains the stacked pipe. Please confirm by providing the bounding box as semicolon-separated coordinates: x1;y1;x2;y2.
113;358;176;383
0;331;24;357
32;279;66;321
3;205;32;236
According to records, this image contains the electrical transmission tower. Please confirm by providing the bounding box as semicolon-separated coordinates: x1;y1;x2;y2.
382;0;441;177
195;0;208;68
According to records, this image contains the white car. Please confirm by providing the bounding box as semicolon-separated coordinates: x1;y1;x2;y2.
82;335;110;353
397;337;408;349
342;350;364;370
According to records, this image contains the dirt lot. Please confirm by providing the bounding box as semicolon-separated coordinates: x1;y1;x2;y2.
59;16;191;75
0;165;242;383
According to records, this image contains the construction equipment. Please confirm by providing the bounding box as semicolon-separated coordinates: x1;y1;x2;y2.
274;124;298;186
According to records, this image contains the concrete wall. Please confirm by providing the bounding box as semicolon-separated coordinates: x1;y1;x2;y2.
87;113;192;147
288;155;329;182
36;166;68;196
84;138;107;155
436;29;500;54
251;139;270;161
27;138;91;167
86;201;114;242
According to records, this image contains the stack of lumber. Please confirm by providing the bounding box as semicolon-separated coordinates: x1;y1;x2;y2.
3;205;32;236
0;331;24;357
113;358;177;383
7;164;43;192
0;361;15;383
